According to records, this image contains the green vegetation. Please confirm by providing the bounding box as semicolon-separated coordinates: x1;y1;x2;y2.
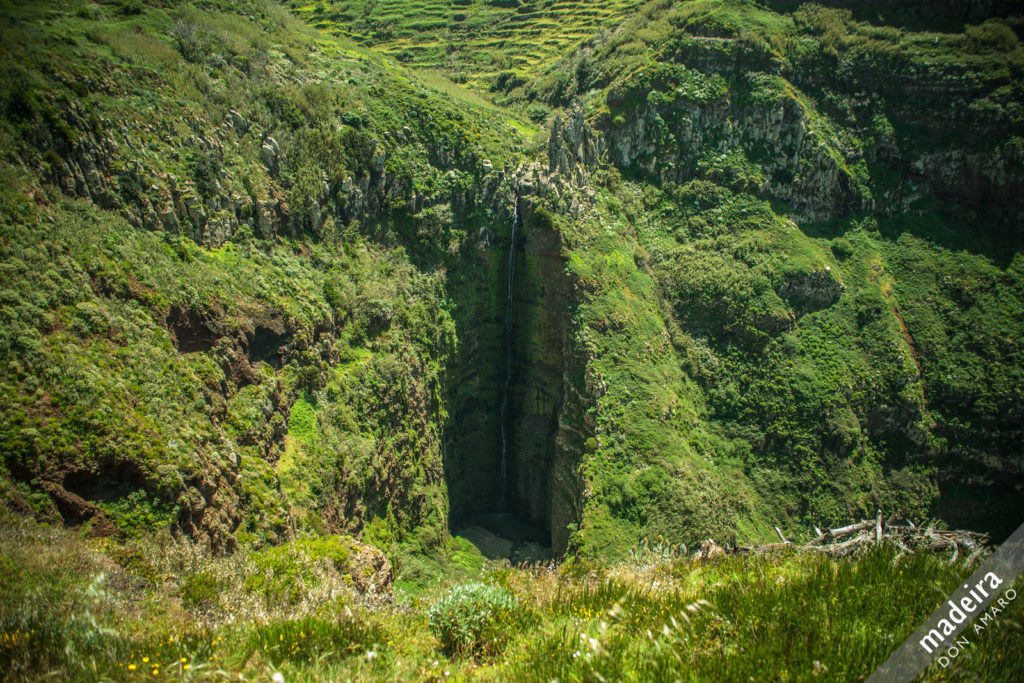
427;581;532;657
2;516;1022;680
292;0;644;90
1;0;1023;677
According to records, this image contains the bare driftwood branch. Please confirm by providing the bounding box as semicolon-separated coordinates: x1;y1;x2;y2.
718;513;989;560
830;520;873;537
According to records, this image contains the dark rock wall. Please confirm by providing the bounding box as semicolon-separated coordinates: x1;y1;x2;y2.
507;207;568;542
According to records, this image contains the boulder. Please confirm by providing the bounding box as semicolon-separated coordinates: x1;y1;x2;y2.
344;539;394;597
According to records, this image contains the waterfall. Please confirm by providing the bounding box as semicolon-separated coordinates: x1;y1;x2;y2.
499;190;519;510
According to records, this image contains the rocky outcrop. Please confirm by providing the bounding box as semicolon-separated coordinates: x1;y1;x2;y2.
344;539;394;597
177;455;245;553
547;100;605;187
601;92;866;220
777;267;845;314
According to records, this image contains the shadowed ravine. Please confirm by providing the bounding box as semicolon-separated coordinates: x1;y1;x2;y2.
455;189;554;563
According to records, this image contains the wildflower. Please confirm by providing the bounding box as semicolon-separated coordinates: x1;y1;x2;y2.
181;658;187;663
143;657;150;663
129;664;137;671
272;673;285;683
366;650;377;661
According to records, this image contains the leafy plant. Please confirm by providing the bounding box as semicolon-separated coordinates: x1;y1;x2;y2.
426;581;532;657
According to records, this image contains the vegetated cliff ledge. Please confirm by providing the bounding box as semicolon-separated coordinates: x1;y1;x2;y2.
0;0;604;556
519;0;1024;547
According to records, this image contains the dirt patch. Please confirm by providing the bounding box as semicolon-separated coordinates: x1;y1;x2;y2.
166;304;226;353
38;480;119;537
248;322;290;368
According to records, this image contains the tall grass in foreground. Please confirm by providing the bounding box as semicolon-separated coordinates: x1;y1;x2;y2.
1;516;1021;681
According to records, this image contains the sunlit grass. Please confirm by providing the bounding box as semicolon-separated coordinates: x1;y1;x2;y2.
2;516;1021;681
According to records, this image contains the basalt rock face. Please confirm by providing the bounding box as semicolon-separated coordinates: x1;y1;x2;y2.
602;93;865;221
595;32;1024;226
37;101;500;250
442;229;506;522
505;203;573;552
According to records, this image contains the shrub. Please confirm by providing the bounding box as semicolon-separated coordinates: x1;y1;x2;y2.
426;582;531;657
830;237;854;260
526;103;550;124
171;18;216;64
244;536;355;606
179;571;220;608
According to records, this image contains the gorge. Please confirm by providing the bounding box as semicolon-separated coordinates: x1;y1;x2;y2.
1;0;1023;677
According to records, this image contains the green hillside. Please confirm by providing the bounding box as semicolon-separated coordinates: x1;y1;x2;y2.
1;0;1023;679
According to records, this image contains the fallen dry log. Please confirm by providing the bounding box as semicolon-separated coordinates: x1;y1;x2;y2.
697;513;990;561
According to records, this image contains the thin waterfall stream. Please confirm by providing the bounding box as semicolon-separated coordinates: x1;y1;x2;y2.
451;186;551;561
499;190;519;510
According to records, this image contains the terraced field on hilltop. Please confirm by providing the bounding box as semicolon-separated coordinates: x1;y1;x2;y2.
289;0;643;88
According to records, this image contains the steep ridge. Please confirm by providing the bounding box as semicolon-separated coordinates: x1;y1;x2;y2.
515;0;1024;548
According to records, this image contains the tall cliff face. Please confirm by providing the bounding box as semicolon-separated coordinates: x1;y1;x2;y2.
0;0;538;555
504;203;575;552
526;0;1024;547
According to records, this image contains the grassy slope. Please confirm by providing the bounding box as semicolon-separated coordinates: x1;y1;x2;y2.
2;514;1022;681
